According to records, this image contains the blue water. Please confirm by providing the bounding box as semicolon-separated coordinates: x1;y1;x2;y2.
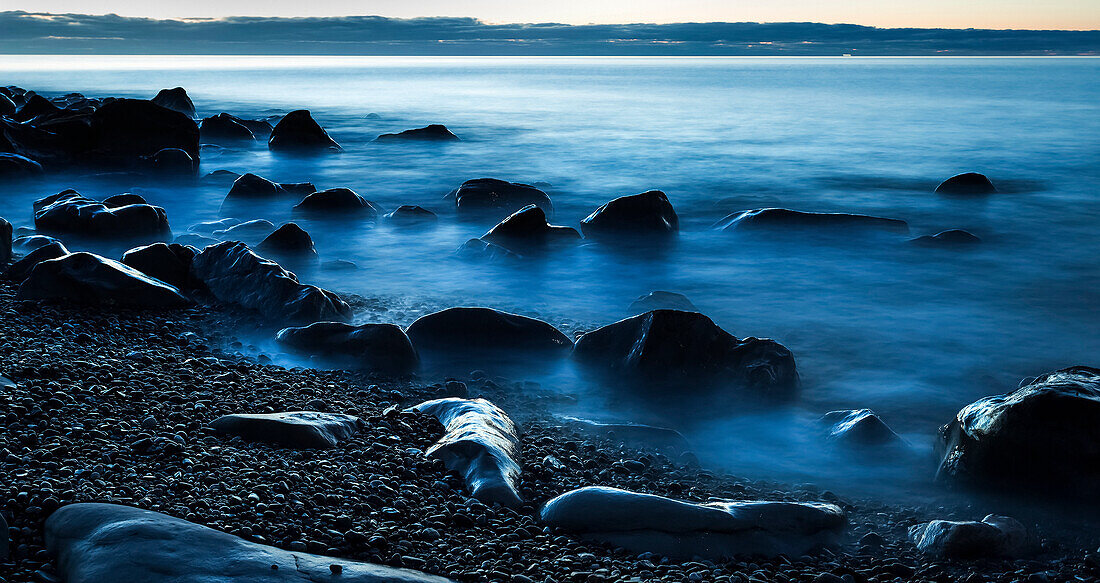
3;55;1099;491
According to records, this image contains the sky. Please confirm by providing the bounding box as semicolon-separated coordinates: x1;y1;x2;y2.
6;0;1100;30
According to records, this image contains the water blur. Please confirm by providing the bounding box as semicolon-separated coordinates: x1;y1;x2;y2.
3;55;1099;497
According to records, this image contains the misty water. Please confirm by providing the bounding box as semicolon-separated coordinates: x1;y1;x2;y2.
4;55;1099;502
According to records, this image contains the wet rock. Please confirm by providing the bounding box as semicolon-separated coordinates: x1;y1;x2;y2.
257;223;318;259
580;190;679;239
452;178;553;217
454;238;522;261
713;208;909;235
411;398;522;508
189;217;241;235
175;233;218;248
211;411;363;449
573;309;798;399
12;234;60;253
213;219;275;242
200;113;256;142
935;172;997;195
540;486;846;559
384;205;437;225
481;204;580;252
151;87;196;117
121;242;196;290
406;307;572;355
628;291;696;314
224;172;316;201
45;503;453;582
149;147;196;174
561;416;692;454
34;190;171;239
190;241;351;325
821;409;904;446
0;152;44;178
17;252;189;307
276;322;418;374
268;109;341;152
375;124;460;142
911;229;981;246
935;366;1100;495
14;94;64;122
0;216;9;264
88;99;200;165
102;193;149;207
294;188;381;216
910;515;1032;558
0;92;14;116
200;169;240;185
5;240;68;281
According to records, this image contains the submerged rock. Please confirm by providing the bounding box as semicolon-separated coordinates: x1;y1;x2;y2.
540;486;846;560
149;147;196;175
935;366;1100;495
455;238;522;262
573;309;798;399
452;178;553;217
190;241;351;325
628;291;697;314
5;240;67;281
200;113;256;142
121;242;196;290
0;152;44;178
17;252;188;307
713;208;909;235
406;307;572;355
384;205;438;225
275;322;418;374
294;187;380;216
412;397;522;508
910;229;981;246
224;172;316;201
580;190;679;240
821;409;904;446
935;172;997;195
910;515;1032;559
268;109;341;152
45;503;453;582
257;223;317;259
375;124;460;141
211;411;362;449
34;190;170;238
151;87;196;117
481;204;580;251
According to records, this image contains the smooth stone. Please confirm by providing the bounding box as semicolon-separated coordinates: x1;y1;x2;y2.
935;172;997;195
211;411;363;448
910;229;981;246
454;238;522;261
293;188;380;216
89;98;200;165
174;233;219;248
384;205;437;225
224;172;316;200
200;113;256;142
34;190;170;238
375;124;460;141
540;486;846;560
451;178;553;217
102;193;148;207
268;109;342;152
45;503;453;582
5;240;68;281
121;242;196;290
200;169;241;185
275;322;418;375
0;152;44;178
411;397;522;508
628;291;697;314
910;515;1031;558
151;87;196;117
12;234;60;252
257;223;318;259
713;208;909;234
149;147;196;174
213;219;276;242
821;409;904;446
189;217;241;235
481;204;580;252
580;190;679;238
17;252;189;307
406;307;572;354
561;416;692;454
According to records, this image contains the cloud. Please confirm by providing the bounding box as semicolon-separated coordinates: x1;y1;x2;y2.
0;11;1096;55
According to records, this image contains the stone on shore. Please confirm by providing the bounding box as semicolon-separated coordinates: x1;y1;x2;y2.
628;291;696;314
17;252;189;308
151;87;196;117
454;238;522;262
713;208;909;235
224;172;316;201
268;109;342;152
5;241;68;281
149;147;196;175
540;486;846;560
45;503;453;582
275;321;418;374
452;178;553;217
294;188;381;216
200;113;256;143
34;190;170;239
821;409;904;446
406;307;572;355
12;234;60;252
211;411;363;449
121;242;196;290
411;397;522;508
257;223;318;259
935;172;997;195
910;515;1032;559
375;124;460;142
481;204;580;252
580;190;679;239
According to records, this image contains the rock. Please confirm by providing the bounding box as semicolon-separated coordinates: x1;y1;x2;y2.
200;113;256;142
0;152;44;178
573;309;798;399
268;110;341;152
0;216;10;264
934;366;1100;495
213;219;275;241
540;486;846;560
713;208;909;235
12;234;59;252
224;173;316;201
294;188;380;216
14;94;64;122
17;252;189;307
175;233;218;248
561;416;692;454
821;409;903;446
580;190;679;239
211;411;363;448
121;242;196;290
190;241;351;325
151;87;196;117
0;92;14;116
411;398;522;508
5;240;68;281
406;307;572;355
935;172;997;195
481;204;580;252
452;178;553;217
235;117;273;137
909;515;1032;558
629;291;697;314
454;238;522;261
189;217;241;235
88;99;200;166
276;322;418;374
911;229;981;246
102;193;149;207
257;223;318;259
149;147;196;174
384;205;437;225
34;190;171;239
45;503;453;582
375;124;460;142
0;511;6;560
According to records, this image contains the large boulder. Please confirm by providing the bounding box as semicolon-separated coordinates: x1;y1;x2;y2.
268;110;341;152
5;241;68;281
573;310;798;399
411;398;522;508
275;322;418;374
17;252;189;308
540;487;846;560
34;190;170;239
934;366;1100;495
406;307;572;355
256;223;317;259
211;411;362;449
0;152;44;178
821;409;904;447
151;87;196;117
909;515;1032;559
375;124;460;142
713;208;909;235
293;188;381;216
580;190;678;239
200;113;255;143
480;204;580;252
0;217;10;264
88;99;200;165
935;172;997;195
452;178;553;217
190;241;351;325
45;503;453;583
121;242;196;290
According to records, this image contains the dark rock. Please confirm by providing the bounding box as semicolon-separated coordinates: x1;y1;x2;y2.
935;172;997;195
34;190;170;239
12;234;59;252
406;307;572;355
0;216;9;264
276;322;418;374
481;204;580;251
225;173;316;201
45;504;453;582
102;193;148;207
375;124;460;142
411;398;522;508
121;242;196;290
190;241;351;325
294;188;380;216
88;99;200;165
175;233;218;248
821;409;904;446
235;117;273;137
201;169;241;185
211;411;363;449
713;208;909;235
452;178;553;217
910;515;1032;558
384;205;437;225
935;366;1100;495
149;147;196;175
268;110;341;152
629;291;696;314
151;87;196;117
911;229;981;246
580;190;679;238
200;113;256;143
540;486;846;559
257;223;318;259
5;241;68;281
0;152;44;178
573;309;798;399
0;92;14;116
14;94;64;122
190;218;241;235
454;238;522;261
17;252;188;307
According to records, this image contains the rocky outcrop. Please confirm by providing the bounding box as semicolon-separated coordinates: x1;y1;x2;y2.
411;398;522;508
151;87;196;117
275;322;418;374
540;487;846;560
256;223;318;259
375;124;460;142
628;291;697;314
910;229;981;246
713;208;908;235
935;172;997;195
580;190;679;239
121;242;196;290
34;190;170;239
384;205;437;225
480;204;580;251
452;178;553;217
45;503;453;582
293;188;381;216
17;252;189;308
88;99;200;166
5;240;68;281
573;310;798;399
268;110;341;152
910;515;1032;559
200;113;255;142
821;409;904;446
406;307;572;355
190;241;351;325
211;411;363;449
213;219;275;242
